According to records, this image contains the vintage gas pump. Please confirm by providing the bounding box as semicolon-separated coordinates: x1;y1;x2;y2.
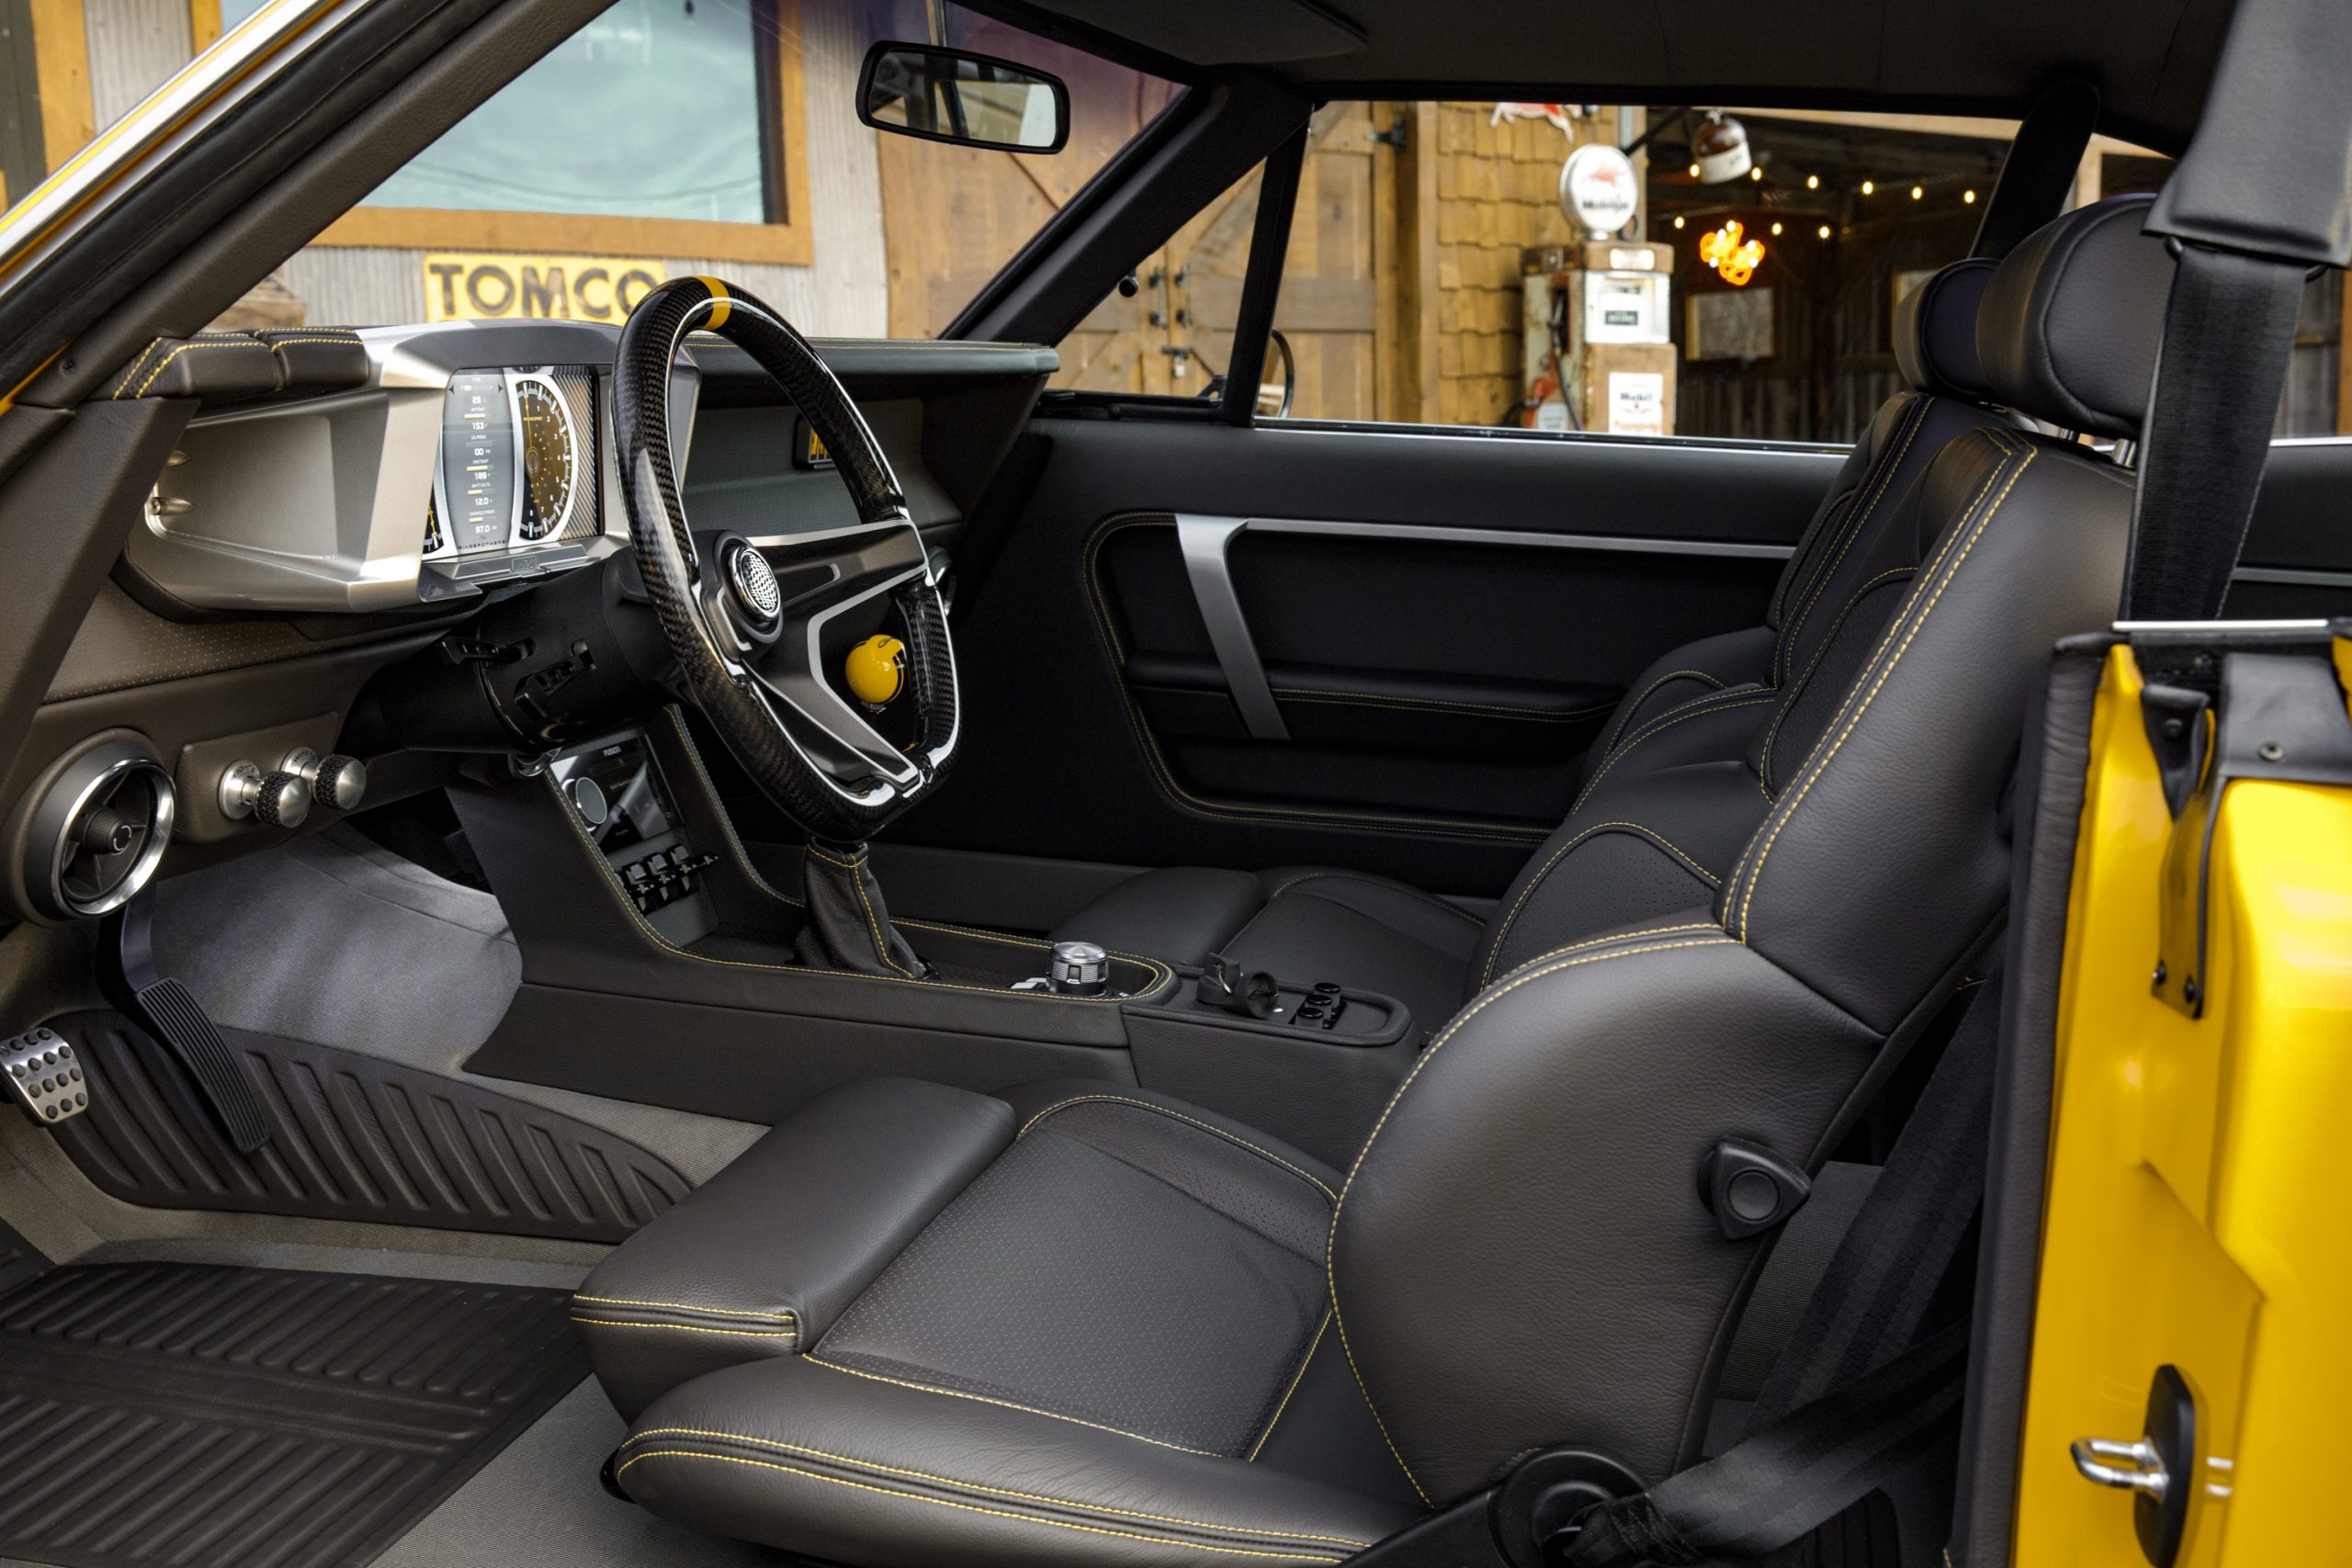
1521;144;1677;435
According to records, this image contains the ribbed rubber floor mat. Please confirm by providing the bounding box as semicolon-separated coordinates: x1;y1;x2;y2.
0;1261;587;1568
45;1011;690;1244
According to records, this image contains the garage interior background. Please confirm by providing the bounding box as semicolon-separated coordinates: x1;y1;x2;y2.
0;0;2343;441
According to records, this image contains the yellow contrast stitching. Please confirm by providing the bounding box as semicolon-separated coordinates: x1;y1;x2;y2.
1018;1094;1337;1202
571;1317;797;1340
808;844;916;977
1249;1311;1331;1461
1324;933;1737;1507
627;1426;1372;1546
110;339;165;399
1569;691;1776;816
1600;667;1727;754
801;1355;1221;1456
1733;440;2031;939
571;1292;796;1322
1779;397;1928;684
1770;483;1859;627
126;337;274;400
1083;515;1547;845
1490;920;1724;983
1756;565;1918;796
1477;822;1719;987
612;1450;1348;1562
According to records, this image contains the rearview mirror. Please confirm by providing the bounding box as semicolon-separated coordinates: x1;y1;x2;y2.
856;42;1069;153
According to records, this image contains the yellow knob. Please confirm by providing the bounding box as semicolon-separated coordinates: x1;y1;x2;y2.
845;634;907;706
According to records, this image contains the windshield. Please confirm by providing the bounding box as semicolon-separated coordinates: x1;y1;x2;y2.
5;0;1174;341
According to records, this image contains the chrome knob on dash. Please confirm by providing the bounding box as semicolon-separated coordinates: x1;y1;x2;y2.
219;761;312;829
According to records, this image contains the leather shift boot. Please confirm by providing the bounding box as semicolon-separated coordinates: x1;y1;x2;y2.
795;840;929;977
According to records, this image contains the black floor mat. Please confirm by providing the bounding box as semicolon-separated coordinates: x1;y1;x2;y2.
0;1261;588;1568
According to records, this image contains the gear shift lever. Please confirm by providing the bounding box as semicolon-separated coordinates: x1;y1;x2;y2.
794;840;931;978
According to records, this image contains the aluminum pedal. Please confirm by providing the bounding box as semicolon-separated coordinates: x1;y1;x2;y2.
1;1028;89;1125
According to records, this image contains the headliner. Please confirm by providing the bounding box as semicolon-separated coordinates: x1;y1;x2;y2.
1001;0;2236;154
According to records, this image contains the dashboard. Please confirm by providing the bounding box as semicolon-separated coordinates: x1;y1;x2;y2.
120;323;660;615
4;321;1056;922
114;319;1023;618
424;367;601;570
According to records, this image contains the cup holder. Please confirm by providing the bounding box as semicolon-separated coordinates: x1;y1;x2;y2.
19;736;177;920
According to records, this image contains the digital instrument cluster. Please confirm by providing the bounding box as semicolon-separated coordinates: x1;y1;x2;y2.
422;366;602;591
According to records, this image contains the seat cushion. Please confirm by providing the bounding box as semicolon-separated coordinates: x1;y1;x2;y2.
574;1077;1014;1419
1058;866;1479;1037
594;1078;1425;1566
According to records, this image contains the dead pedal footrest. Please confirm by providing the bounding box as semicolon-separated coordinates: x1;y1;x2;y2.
0;1028;89;1125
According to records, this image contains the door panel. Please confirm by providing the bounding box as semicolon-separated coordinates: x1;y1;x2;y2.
899;416;1843;897
2227;438;2352;620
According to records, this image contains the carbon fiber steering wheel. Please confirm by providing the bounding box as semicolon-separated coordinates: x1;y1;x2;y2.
611;276;958;842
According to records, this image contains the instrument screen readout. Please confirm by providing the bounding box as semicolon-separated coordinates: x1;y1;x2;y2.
440;371;516;550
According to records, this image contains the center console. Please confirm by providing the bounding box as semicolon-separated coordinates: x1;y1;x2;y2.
457;710;1419;1168
546;731;719;941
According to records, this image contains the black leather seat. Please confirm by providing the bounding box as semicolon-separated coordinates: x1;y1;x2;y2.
580;197;2171;1566
1053;256;2009;1034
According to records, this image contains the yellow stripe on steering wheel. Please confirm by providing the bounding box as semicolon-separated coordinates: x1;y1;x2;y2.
695;276;732;331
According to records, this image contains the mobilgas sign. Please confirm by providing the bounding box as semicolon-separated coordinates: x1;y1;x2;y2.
423;254;670;322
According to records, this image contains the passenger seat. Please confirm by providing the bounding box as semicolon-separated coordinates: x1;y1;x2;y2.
1056;256;2013;1031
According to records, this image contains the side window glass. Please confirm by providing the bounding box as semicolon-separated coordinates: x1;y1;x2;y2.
1176;106;2340;440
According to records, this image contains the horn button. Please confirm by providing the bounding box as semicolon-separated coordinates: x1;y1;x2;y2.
724;539;783;624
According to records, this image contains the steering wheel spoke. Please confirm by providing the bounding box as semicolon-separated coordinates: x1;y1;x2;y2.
611;276;960;840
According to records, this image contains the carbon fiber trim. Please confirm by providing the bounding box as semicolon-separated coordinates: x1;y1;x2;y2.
611;276;957;840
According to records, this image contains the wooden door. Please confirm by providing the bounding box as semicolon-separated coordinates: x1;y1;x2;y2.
1044;103;1398;416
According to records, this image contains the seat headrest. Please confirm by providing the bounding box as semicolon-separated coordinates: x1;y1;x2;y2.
1976;194;2176;437
1892;259;1996;401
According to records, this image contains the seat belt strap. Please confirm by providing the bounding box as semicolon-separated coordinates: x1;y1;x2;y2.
1566;1322;1972;1567
1560;972;2004;1567
2120;243;2308;623
1747;973;1999;1424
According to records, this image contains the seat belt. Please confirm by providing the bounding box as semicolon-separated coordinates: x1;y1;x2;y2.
2120;243;2309;623
1561;970;2003;1568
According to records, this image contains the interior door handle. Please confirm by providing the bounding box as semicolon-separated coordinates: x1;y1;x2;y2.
1173;514;1289;741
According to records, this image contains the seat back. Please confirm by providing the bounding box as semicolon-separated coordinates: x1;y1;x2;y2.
1467;260;2010;987
1333;197;2170;1501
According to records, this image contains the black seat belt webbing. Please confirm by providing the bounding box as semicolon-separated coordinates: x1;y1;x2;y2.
2121;244;2309;623
1561;973;2004;1568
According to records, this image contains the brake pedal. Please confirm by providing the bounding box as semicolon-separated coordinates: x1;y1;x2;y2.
0;1028;89;1125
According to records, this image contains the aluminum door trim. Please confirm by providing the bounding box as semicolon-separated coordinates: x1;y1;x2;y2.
1174;513;1289;741
2230;564;2352;588
1243;516;1799;560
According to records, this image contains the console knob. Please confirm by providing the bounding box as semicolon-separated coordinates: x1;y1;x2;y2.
251;772;311;829
565;775;609;829
1048;940;1111;997
222;761;313;828
311;754;368;811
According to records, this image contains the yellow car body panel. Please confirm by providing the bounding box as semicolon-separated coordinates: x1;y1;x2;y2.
2016;643;2352;1563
